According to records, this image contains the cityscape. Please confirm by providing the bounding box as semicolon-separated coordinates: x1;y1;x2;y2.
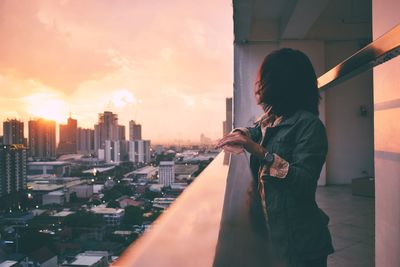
0;98;232;267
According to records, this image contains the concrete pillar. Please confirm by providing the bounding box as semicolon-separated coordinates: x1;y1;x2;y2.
373;0;400;265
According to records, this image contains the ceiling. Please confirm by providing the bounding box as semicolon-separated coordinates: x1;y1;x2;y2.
233;0;372;43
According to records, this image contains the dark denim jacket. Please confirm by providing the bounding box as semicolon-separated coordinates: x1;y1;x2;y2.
247;110;334;265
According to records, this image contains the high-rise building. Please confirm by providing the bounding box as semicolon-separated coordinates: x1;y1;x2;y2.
129;120;142;140
3;119;24;145
128;140;151;163
94;111;120;153
118;125;126;141
0;145;27;198
159;161;175;187
57;116;77;155
223;98;233;135
200;133;212;146
76;128;95;154
105;140;128;164
28;119;56;160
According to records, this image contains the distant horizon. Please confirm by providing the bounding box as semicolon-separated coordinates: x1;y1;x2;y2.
0;1;233;143
0;111;220;146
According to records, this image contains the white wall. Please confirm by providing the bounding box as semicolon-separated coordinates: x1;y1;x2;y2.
373;0;400;265
324;41;374;184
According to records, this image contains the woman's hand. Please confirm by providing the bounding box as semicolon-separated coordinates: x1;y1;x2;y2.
215;132;266;158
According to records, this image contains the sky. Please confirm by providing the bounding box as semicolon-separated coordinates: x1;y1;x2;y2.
0;0;233;144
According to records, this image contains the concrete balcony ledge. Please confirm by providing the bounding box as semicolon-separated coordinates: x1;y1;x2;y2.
112;152;270;267
112;152;229;267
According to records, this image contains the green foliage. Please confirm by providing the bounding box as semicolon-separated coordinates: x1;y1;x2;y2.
0;191;32;212
103;184;133;202
91;199;102;206
146;211;162;222
106;200;120;208
64;211;103;227
155;153;175;164
19;231;54;253
123;206;143;226
142;189;162;201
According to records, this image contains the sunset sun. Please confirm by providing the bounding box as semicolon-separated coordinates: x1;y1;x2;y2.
23;92;68;123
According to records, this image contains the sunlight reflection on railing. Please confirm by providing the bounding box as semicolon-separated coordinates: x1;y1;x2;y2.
112;152;230;267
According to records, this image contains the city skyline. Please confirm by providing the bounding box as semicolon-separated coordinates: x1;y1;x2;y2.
0;1;233;143
1;113;217;147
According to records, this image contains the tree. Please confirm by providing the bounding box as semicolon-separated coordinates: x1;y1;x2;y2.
147;211;162;222
103;184;133;202
123;206;143;226
107;200;120;208
64;211;103;227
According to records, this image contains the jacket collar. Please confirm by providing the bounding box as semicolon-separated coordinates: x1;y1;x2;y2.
255;109;303;128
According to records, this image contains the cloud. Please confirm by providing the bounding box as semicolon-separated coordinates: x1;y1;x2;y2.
0;0;233;142
0;1;115;93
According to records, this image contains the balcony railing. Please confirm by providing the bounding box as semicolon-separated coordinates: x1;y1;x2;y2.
112;152;270;267
317;23;400;91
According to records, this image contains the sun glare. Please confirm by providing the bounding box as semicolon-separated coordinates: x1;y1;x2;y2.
23;92;68;123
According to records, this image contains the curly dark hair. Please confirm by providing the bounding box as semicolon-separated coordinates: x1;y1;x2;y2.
256;48;320;116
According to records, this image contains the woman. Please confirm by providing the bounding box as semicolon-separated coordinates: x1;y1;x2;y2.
216;48;334;267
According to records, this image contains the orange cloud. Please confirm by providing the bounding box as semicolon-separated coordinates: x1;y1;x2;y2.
0;0;233;143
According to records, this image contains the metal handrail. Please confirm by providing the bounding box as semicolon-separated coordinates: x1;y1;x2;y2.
111;152;230;267
318;24;400;91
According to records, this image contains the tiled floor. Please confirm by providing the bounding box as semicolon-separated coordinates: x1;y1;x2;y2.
316;185;375;267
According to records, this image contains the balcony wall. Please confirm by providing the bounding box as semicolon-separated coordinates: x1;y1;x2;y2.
112;151;273;267
373;0;400;265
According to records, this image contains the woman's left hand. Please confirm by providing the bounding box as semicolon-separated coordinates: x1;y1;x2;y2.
215;132;265;157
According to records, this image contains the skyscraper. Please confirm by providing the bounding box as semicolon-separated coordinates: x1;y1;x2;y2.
128;140;151;163
77;128;95;154
105;140;128;164
118;125;126;141
3;119;24;145
223;97;232;135
28;119;56;160
0;145;27;198
129;120;142;140
159;161;175;187
58;116;77;155
94;111;119;152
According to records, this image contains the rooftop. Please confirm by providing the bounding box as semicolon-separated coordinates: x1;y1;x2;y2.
0;261;17;267
69;255;104;266
47;190;65;196
91;207;124;215
52;211;75;217
132;166;157;175
28;161;70;166
82;166;115;174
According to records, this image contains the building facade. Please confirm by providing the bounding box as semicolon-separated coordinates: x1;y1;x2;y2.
222;98;232;136
104;140;128;164
94;111;120;152
91;207;124;226
77;127;95;154
129;120;142;140
58;116;78;155
118;125;126;140
3;119;24;145
158;161;175;187
0;145;27;198
28;118;56;160
128;140;151;163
